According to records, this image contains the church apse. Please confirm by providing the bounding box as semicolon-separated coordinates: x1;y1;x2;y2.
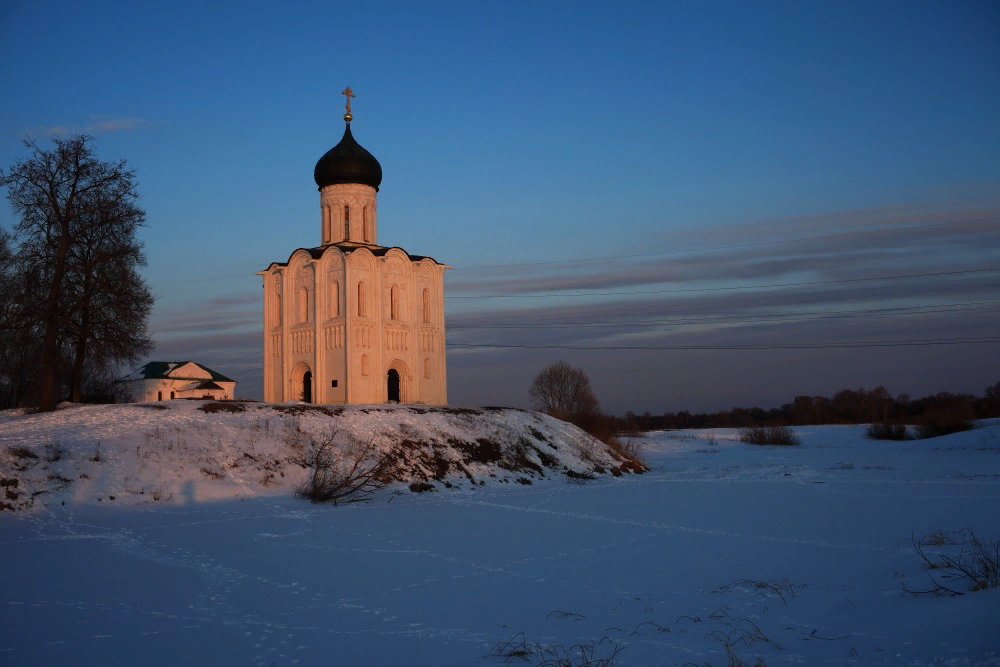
256;87;449;405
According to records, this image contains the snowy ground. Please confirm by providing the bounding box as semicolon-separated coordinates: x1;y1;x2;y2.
2;418;1000;665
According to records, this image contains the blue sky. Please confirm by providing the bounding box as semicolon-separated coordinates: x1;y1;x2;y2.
1;0;998;413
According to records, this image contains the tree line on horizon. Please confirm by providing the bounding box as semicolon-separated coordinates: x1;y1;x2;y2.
0;135;153;410
614;383;1000;432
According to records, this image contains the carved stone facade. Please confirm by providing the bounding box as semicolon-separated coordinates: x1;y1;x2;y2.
256;120;449;405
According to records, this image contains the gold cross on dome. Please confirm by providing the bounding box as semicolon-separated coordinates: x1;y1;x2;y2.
342;86;355;122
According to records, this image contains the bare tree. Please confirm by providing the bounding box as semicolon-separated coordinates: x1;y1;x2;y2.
0;136;152;410
529;361;600;422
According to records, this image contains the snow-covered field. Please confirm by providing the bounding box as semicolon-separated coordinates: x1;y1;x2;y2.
2;411;1000;665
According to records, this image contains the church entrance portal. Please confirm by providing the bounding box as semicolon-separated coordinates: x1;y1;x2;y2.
387;369;400;403
302;371;312;403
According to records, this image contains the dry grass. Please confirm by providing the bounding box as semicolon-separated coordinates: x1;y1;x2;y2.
904;529;1000;596
485;632;623;665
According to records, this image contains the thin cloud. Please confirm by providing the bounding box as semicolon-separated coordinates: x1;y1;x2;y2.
87;116;148;133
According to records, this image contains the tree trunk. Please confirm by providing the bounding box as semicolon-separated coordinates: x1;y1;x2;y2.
38;238;70;411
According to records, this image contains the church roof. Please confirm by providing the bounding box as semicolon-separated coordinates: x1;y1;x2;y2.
260;243;447;272
313;122;383;191
122;361;235;384
194;380;224;390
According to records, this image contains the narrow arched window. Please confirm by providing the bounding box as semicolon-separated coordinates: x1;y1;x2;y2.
422;288;430;323
424;357;431;379
275;291;282;326
331;280;340;317
157;391;162;401
361;354;370;376
357;282;365;317
170;391;175;400
323;206;330;243
344;205;350;241
390;285;400;320
363;207;370;242
300;287;308;322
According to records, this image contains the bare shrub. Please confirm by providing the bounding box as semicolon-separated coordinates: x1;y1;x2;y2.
605;435;647;468
739;426;800;446
904;529;1000;596
297;431;397;504
866;423;909;440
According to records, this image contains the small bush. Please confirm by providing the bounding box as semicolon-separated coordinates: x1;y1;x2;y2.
867;422;909;440
740;426;800;446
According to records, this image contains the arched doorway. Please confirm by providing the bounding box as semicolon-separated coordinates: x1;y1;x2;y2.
387;369;400;403
290;363;313;403
303;370;313;403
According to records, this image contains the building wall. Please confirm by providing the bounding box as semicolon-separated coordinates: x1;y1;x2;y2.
259;245;448;405
127;378;236;402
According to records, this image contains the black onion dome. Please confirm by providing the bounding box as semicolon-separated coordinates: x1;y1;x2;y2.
313;123;382;191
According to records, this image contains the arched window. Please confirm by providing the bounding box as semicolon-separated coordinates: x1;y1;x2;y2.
424;358;431;379
344;205;350;241
157;391;162;401
357;282;365;317
323;206;330;243
422;288;430;323
363;207;370;242
170;391;175;400
390;285;400;320
361;354;370;376
274;291;282;326
299;287;309;323
331;280;340;317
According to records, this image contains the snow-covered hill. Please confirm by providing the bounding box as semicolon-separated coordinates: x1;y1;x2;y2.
0;401;635;511
2;415;999;665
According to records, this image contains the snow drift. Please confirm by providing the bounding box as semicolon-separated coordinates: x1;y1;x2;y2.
0;401;638;511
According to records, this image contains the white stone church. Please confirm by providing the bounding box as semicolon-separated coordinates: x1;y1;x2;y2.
257;89;449;405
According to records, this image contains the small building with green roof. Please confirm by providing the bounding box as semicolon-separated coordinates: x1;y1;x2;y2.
123;361;237;402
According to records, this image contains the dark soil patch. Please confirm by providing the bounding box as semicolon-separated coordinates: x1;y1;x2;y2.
200;401;247;414
566;469;596;481
7;446;38;460
133;403;168;410
456;438;504;464
409;482;436;493
527;427;547;442
200;467;224;480
271;404;340;417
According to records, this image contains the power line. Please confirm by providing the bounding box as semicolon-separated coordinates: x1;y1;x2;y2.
448;337;1000;351
445;267;1000;300
448;215;1000;271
